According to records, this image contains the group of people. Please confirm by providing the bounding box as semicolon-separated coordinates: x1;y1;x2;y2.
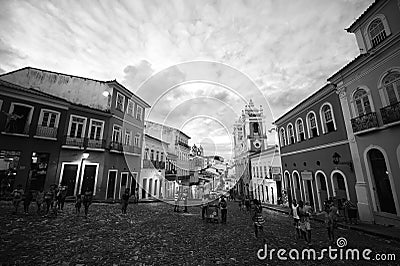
200;195;228;224
173;190;189;213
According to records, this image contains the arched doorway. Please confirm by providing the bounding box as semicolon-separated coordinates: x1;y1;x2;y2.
331;171;349;201
315;171;329;211
293;171;302;201
284;172;292;206
368;149;396;214
148;178;153;198
142;178;147;199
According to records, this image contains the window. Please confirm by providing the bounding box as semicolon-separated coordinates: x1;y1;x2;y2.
320;103;336;133
150;149;154;161
279;128;287;147
381;71;400;106
353;89;372;116
116;92;125;112
134;133;141;147
39;109;59;128
145;148;149;159
161;152;164;162
5;103;34;134
368;18;386;47
124;130;132;146
68;115;86;138
127;100;134;116
264;165;268;178
136;105;143;121
307;112;319;138
112;125;122;143
89;119;104;140
296;118;306;141
287;124;295;144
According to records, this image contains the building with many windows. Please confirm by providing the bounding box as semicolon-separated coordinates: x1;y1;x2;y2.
0;67;150;200
328;0;400;225
275;84;357;213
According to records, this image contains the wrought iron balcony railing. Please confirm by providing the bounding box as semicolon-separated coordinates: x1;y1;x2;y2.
36;126;57;138
110;141;123;151
351;112;379;133
381;102;400;125
87;138;106;149
63;135;86;147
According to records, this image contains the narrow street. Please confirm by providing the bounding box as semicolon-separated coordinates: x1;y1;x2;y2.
0;201;398;265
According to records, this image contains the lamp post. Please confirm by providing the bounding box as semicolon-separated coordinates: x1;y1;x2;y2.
76;152;89;195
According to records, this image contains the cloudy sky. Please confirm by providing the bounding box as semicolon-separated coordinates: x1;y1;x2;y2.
0;0;373;159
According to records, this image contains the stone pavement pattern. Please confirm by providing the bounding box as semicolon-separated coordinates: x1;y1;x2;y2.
0;201;399;265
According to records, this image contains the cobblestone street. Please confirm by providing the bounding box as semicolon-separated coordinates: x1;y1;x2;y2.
1;201;399;265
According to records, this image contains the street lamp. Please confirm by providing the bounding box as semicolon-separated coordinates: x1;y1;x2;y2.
332;152;353;172
76;152;89;195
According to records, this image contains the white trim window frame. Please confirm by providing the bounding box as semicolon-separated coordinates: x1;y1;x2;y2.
379;70;400;107
286;123;295;145
306;111;319;138
279;128;287;147
351;87;374;117
134;133;141;147
136;104;143;121
67;115;87;139
295;118;306;142
319;103;337;134
116;92;125;112
124;130;132;146
127;99;134;117
5;102;34;135
88;119;104;140
112;124;122;143
363;14;391;50
39;109;60;128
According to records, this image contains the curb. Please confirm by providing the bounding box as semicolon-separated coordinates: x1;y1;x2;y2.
261;204;400;242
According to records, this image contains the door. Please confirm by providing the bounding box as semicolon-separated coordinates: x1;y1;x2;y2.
316;173;328;211
306;180;314;209
107;170;117;199
369;149;396;214
120;172;128;198
142;179;147;199
80;164;97;194
130;173;137;197
30;153;49;191
332;173;348;200
60;164;78;196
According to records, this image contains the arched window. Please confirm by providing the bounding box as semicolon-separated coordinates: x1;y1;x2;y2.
296;118;306;142
150;149;154;161
381;71;400;106
368;18;387;47
279;128;287;147
307;112;319;138
353;89;372;116
287;124;295;144
145;148;149;160
320;103;336;133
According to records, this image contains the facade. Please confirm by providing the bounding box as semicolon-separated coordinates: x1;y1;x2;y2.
0;80;69;195
145;121;191;186
249;145;281;205
233;100;268;198
328;0;400;225
275;84;357;213
0;67;150;200
141;134;168;200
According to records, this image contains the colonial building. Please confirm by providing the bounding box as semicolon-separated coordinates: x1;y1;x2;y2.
275;84;357;212
0;67;150;200
141;134;168;200
144;120;191;194
249;144;281;205
233;100;268;198
328;0;400;225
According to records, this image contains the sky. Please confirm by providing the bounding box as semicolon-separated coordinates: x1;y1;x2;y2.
0;0;373;160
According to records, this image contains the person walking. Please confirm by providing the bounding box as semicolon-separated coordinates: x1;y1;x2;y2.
75;194;82;215
290;199;301;240
82;188;93;218
23;190;33;214
252;199;265;239
244;196;250;212
36;189;44;215
44;185;55;215
219;196;228;224
327;200;338;243
121;188;130;214
298;201;313;246
174;191;180;212
11;184;24;214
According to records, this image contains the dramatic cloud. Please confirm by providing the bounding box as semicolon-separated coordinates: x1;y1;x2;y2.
0;0;373;158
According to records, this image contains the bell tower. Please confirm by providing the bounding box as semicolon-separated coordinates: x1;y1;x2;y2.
244;99;267;152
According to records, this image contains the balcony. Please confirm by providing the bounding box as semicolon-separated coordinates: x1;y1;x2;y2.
351;112;379;133
381;102;400;125
176;140;190;149
36;126;57;138
87;138;106;149
109;141;123;151
63;135;85;147
122;145;141;154
143;160;166;169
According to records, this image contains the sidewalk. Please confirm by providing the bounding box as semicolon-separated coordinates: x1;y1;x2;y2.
261;203;400;242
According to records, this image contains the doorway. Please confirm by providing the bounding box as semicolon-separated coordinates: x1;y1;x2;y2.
331;172;348;201
60;163;78;196
80;164;97;194
368;149;396;214
106;170;117;199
